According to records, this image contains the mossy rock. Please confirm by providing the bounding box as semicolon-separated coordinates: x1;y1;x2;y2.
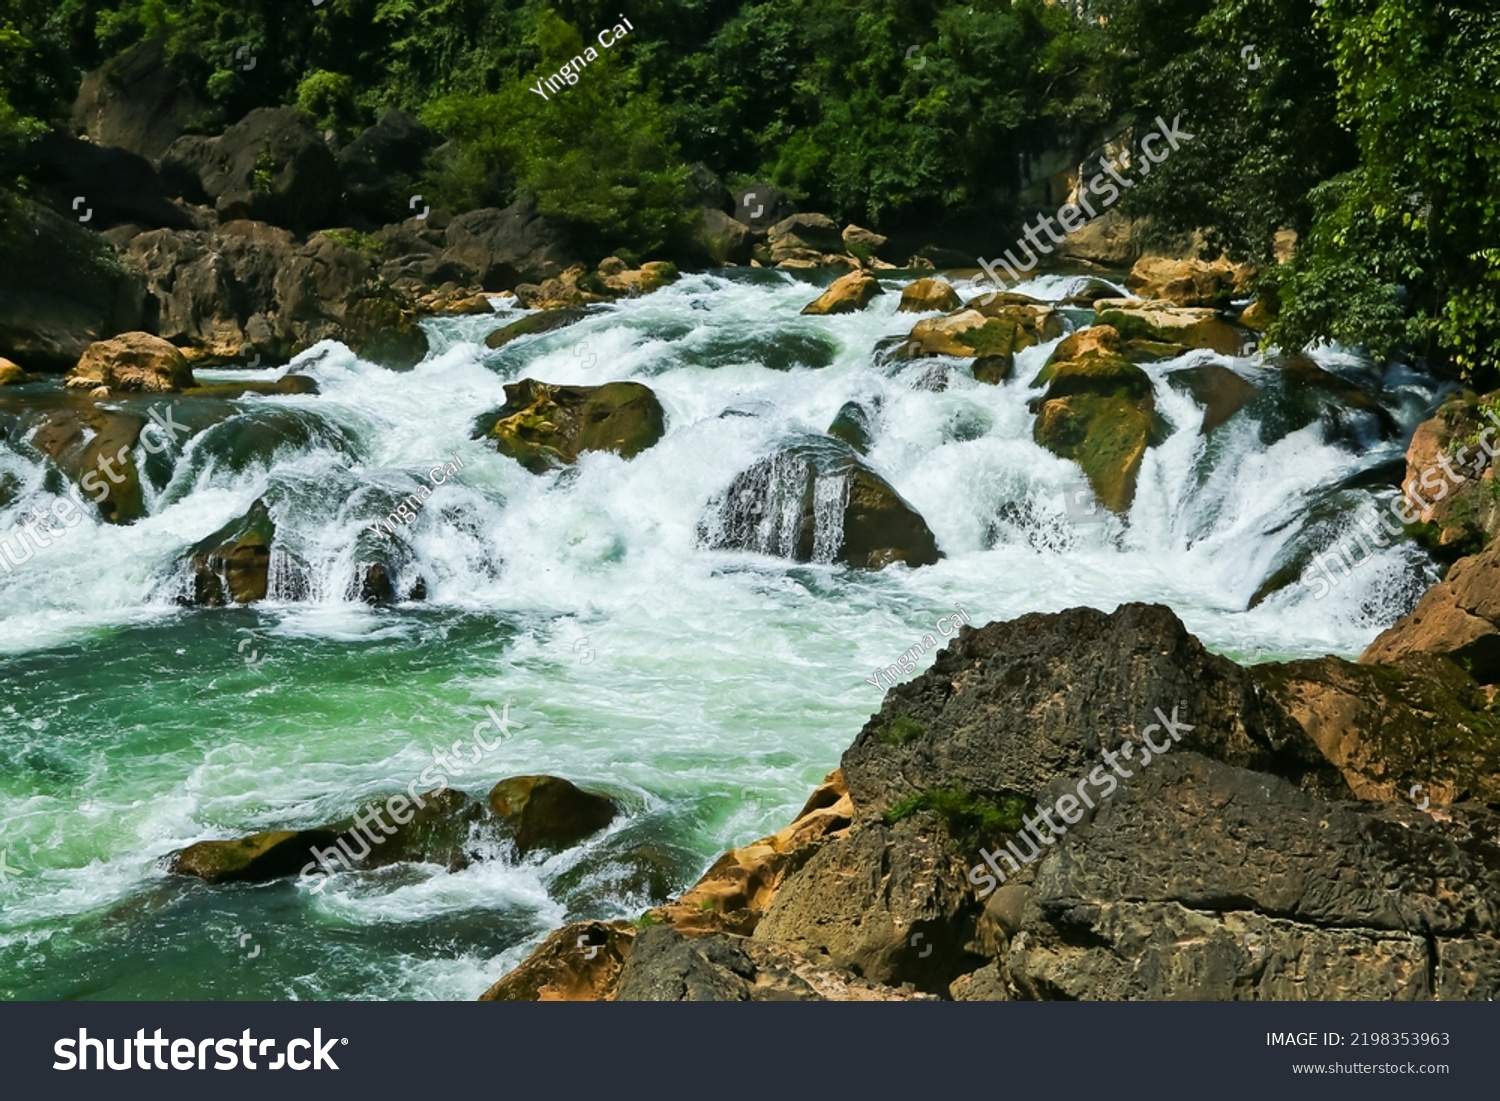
1034;394;1166;514
483;307;592;350
479;378;666;473
972;354;1013;385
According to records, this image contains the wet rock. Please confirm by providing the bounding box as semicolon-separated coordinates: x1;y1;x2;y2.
699;437;941;569
827;402;875;454
66;332;195;393
897;278;963;314
480;920;637;1001
169;828;343;885
0;359;28;386
488;775;618;855
478;378;666;473
1167;363;1257;434
181;498;276;605
483;307;592;351
658;771;853;936
972;354;1012;385
800;272;883;316
24;400;147;523
1360;541;1500;680
1031;326;1167;513
898;301;1061;360
1386;391;1500;555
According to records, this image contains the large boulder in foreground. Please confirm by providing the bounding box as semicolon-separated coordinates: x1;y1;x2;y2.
698;437;941;570
66;332;195;393
1031;326;1166;513
800;272;883;316
487;775;618;855
22;400;147;523
478;379;666;473
487;602;1500;1000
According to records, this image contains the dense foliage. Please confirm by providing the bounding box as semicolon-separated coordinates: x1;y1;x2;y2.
0;0;1495;380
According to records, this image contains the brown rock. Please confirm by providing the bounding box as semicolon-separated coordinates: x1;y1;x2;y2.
66;332;195;393
800;272;883;316
1361;541;1500;680
182;498;276;605
897;278;963;314
488;775;618;855
480;920;637;1001
0;358;27;386
1126;256;1254;308
169;829;341;885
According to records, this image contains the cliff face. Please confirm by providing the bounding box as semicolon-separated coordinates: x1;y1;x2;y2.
486;602;1500;1001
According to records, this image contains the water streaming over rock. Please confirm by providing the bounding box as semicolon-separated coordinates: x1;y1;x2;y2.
0;269;1446;999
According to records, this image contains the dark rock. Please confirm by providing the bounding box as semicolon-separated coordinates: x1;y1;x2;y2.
842;603;1348;821
477;378;666;473
443;196;578;288
684;163;728;210
71;40;207;162
1167;363;1257;434
169;828;343;885
28;132;195;230
487;775;618;855
337;110;439;225
483;308;592;351
688;207;754;267
827;401;875;454
615;926;934;1001
0;196;149;371
163;107;339;234
972;354;1012;385
730;182;787;228
698;436;941;570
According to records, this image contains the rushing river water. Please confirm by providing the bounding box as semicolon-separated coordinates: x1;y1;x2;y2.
0;268;1445;999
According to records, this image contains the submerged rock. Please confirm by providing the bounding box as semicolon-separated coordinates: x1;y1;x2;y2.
477;378;666;473
23;399;147;523
488;775;618;855
1167;363;1256;434
698;436;941;570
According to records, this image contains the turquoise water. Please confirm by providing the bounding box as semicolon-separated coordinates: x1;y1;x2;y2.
0;271;1441;999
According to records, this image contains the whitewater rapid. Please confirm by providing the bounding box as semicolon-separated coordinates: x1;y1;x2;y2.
0;268;1444;999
